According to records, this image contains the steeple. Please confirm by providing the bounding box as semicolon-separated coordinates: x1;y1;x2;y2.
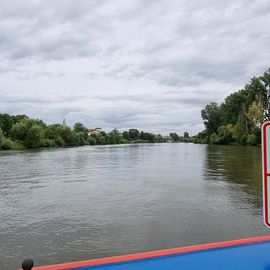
62;118;67;128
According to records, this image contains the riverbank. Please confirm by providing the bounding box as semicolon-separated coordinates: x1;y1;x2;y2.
0;139;195;152
0;113;194;151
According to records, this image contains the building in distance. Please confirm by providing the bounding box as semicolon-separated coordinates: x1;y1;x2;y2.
62;118;67;128
88;128;102;136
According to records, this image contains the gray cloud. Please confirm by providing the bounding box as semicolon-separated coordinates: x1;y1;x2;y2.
0;91;210;134
0;0;269;134
13;71;66;81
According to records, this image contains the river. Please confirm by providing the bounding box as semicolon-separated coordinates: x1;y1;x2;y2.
0;143;268;269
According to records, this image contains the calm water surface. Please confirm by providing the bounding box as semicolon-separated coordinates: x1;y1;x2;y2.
0;143;268;269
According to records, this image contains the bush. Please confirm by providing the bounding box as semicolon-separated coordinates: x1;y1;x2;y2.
55;136;65;147
119;138;128;144
95;134;106;145
25;125;45;148
0;128;4;148
246;134;257;146
1;138;14;150
41;139;57;147
10;122;28;141
240;135;247;145
210;133;221;144
217;124;234;144
76;132;86;146
232;115;246;144
87;136;97;145
0;128;15;150
193;130;208;144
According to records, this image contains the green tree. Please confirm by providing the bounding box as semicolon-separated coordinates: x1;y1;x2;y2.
128;129;139;140
108;129;120;144
0;113;14;136
122;131;130;140
233;115;247;145
246;101;264;129
73;123;88;140
90;133;107;145
156;134;165;143
216;124;234;144
22;118;46;129
88;136;97;145
1;138;14;150
74;122;85;132
201;102;223;137
11;122;28;141
45;124;63;140
245;77;266;105
246;134;258;146
12;114;29;125
222;91;248;125
55;136;65;147
0;128;4;148
210;133;220;144
197;68;270;146
142;132;156;143
193;130;208;144
60;127;79;146
25;125;45;148
169;133;180;142
76;132;86;146
260;69;270;120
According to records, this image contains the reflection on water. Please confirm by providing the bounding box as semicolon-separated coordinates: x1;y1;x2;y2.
0;144;268;270
204;145;263;212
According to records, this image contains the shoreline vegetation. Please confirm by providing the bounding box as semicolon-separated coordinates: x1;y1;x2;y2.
0;68;269;151
193;68;270;146
0;115;192;151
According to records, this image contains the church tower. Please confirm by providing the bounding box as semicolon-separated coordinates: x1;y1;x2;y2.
62;118;67;128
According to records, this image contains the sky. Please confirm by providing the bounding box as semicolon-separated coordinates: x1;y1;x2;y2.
0;0;269;135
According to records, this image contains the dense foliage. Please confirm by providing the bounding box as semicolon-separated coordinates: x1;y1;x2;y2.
0;114;190;150
194;68;270;145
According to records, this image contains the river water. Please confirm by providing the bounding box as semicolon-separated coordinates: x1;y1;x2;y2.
0;143;268;269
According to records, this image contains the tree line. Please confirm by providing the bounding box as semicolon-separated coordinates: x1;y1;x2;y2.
0;114;191;150
194;68;270;146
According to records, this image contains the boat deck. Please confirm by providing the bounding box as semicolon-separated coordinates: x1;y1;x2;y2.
71;241;270;270
32;236;270;270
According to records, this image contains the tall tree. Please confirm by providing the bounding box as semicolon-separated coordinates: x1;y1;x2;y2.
128;129;139;140
261;68;270;121
201;102;223;136
223;90;248;125
246;101;264;129
74;122;87;133
25;125;45;148
11;122;28;141
169;133;179;142
0;113;13;136
0;128;4;148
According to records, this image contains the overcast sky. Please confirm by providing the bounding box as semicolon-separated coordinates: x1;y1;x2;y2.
0;0;269;135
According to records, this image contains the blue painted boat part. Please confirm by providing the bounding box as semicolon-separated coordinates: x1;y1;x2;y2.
71;240;270;270
28;235;270;270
